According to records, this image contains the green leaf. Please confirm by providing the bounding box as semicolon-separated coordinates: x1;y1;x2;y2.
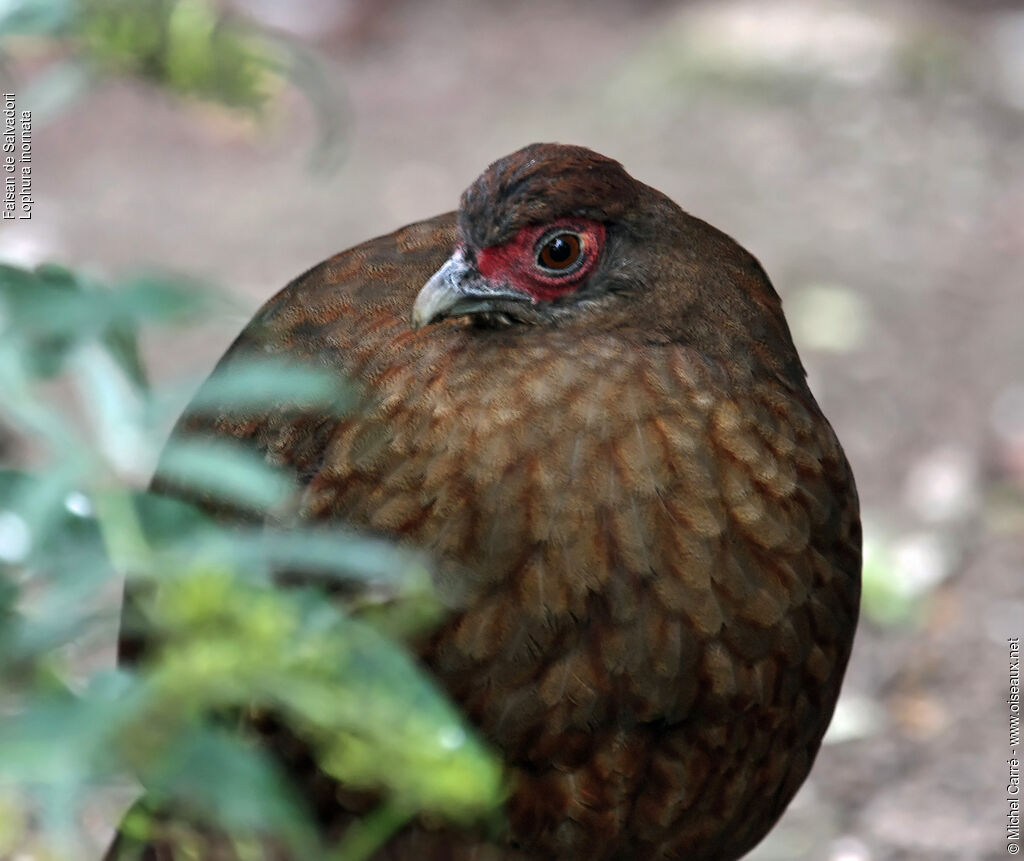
136;724;317;852
0;674;127;784
0;467;88;564
110;270;221;324
255;528;430;590
0;264;216;383
156;437;295;514
187;356;355;418
77;0;282;111
70;344;151;476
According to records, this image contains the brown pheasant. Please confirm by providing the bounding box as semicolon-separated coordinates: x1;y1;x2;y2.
109;143;861;860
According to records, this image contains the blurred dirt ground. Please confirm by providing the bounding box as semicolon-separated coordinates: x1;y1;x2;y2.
4;0;1024;858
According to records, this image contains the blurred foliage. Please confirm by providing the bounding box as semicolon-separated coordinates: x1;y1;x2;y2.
0;0;347;169
860;529;929;628
77;0;276;111
0;268;503;853
5;4;496;856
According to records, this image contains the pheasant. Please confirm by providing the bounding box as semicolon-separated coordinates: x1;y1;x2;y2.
109;143;861;860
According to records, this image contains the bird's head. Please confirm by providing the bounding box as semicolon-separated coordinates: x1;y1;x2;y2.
411;143;803;378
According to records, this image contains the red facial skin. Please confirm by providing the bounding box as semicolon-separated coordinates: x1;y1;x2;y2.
474;218;606;302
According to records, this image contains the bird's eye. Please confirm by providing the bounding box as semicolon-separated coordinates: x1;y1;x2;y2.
536;232;584;274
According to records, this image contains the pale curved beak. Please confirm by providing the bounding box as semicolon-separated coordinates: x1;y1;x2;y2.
411;251;529;329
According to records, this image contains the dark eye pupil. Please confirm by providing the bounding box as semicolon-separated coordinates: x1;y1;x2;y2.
547;238;572;263
538;232;582;271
